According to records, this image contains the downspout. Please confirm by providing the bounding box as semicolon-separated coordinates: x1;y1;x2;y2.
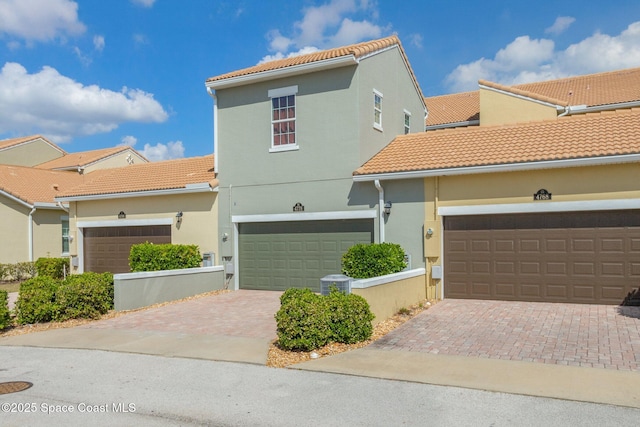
558;105;571;117
206;87;219;174
57;201;69;213
28;207;36;262
374;179;385;243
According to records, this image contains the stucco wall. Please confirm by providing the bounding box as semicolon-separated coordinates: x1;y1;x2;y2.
479;88;558;126
0;197;30;263
69;192;218;271
32;209;67;260
82;149;148;173
0;139;64;167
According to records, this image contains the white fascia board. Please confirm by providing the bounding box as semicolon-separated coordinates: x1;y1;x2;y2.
56;184;216;202
77;218;173;228
438;198;640;217
353;154;640;182
34;202;65;209
0;190;32;209
205;56;359;90
232;210;377;224
479;83;565;110
425;120;480;131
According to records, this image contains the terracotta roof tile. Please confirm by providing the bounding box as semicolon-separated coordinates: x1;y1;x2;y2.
207;36;402;84
35;146;146;170
356;108;640;175
58;155;216;198
0;164;83;205
425;91;479;126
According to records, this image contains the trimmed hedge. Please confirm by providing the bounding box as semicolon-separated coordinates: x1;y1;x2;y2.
341;242;407;279
35;257;70;279
0;262;36;282
15;273;114;325
275;287;375;351
129;243;202;272
0;290;11;330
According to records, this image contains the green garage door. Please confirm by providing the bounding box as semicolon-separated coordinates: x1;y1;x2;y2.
238;219;374;292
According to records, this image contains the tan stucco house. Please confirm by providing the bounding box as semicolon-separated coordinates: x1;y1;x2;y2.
0;135;148;265
356;67;640;304
56;155;219;274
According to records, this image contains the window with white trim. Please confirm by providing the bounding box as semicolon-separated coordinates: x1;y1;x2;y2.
373;89;383;130
61;216;70;255
404;110;411;134
269;85;298;151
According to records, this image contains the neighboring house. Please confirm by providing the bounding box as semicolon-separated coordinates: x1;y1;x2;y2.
356;67;640;304
56;155;218;274
0;164;84;263
0;135;149;265
0;135;65;167
205;36;427;292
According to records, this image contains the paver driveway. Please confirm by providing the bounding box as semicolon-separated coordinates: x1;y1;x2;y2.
371;299;640;371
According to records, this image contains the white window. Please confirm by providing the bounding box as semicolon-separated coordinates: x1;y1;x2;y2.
61;216;70;255
268;85;298;152
404;110;411;134
373;89;383;131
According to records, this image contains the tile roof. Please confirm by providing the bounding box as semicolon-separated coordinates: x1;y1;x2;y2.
425;91;479;127
58;155;217;198
356;107;640;176
425;67;640;127
0;134;65;153
35;146;145;170
0;164;84;205
207;36;402;84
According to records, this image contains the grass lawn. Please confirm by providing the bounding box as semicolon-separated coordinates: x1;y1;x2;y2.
0;282;21;293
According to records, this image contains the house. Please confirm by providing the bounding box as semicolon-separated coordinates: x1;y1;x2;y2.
205;36;427;292
0;135;148;265
356;67;640;304
56;155;218;274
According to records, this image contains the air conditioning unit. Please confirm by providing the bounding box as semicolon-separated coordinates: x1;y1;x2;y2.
320;274;352;295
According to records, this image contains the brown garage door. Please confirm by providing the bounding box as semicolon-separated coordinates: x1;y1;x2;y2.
83;225;171;273
444;210;640;304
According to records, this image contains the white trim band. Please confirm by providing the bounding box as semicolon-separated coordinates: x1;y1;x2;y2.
232;210;377;224
77;218;173;228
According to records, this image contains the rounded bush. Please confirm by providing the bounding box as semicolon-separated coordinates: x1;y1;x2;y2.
326;288;374;343
341;242;407;279
0;290;11;330
15;276;60;325
275;288;331;352
56;272;114;321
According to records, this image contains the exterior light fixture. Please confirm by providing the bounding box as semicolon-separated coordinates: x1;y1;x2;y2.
384;201;392;215
426;228;434;237
118;211;126;219
176;211;183;222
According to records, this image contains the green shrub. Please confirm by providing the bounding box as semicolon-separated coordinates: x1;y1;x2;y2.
15;276;60;325
0;262;36;282
55;273;114;321
275;288;332;352
35;257;70;279
341;242;407;279
325;287;374;343
129;243;202;272
0;290;11;330
275;287;375;351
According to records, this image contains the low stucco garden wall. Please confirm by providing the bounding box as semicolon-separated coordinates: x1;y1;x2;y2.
114;266;225;311
351;268;426;324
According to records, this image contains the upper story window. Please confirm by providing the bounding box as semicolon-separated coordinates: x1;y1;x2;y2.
404;110;411;134
61;216;69;255
269;85;298;152
373;89;383;131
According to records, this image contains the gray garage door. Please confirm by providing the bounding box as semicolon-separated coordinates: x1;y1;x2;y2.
83;225;171;273
444;210;640;304
238;219;374;292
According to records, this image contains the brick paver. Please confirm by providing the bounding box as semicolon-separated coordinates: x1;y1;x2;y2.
372;299;640;371
81;290;282;340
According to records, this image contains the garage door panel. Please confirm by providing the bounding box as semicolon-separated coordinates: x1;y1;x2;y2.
239;219;373;292
444;211;639;304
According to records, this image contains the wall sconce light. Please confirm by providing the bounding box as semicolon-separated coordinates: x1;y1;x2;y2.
426;228;434;237
222;232;229;242
118;211;126;219
176;211;183;223
383;201;392;215
69;235;74;243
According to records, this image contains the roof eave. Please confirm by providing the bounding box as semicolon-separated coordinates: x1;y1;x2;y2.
56;183;218;202
205;56;359;90
353;153;640;181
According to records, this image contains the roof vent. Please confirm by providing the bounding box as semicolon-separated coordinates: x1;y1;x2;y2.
52;184;59;191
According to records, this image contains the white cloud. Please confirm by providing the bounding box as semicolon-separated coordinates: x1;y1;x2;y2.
545;16;576;35
141;140;185;162
445;21;640;92
133;33;149;46
0;0;85;43
119;135;138;147
93;35;105;51
130;0;155;7
0;62;169;142
262;0;385;63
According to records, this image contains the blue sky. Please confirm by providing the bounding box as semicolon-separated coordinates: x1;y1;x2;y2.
1;0;640;160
